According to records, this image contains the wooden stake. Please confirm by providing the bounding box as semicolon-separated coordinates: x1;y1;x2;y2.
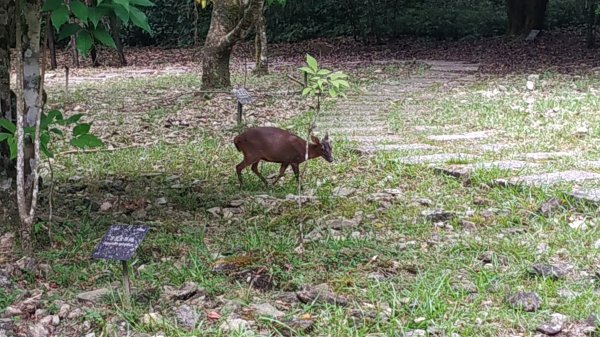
122;260;131;308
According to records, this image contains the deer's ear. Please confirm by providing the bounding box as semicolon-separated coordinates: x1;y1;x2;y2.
311;135;320;144
323;132;329;142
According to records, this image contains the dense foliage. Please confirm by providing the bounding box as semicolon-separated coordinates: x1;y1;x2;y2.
113;0;590;47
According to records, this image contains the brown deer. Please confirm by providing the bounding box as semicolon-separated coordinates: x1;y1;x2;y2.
233;127;333;186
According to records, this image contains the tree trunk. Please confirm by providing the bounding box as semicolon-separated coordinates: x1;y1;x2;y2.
506;0;549;36
16;0;43;257
46;15;57;70
587;0;597;48
109;16;127;66
202;0;263;89
253;6;268;76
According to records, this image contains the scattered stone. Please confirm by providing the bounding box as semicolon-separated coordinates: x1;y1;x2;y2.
422;209;457;222
557;288;580;300
538;198;563;216
332;186;357;197
99;201;113;212
427;130;493;142
273;317;315;336
536;313;567;336
155;197;168;205
51;315;60;326
496;170;600;187
296;284;348;307
207;207;221;216
460;219;477;231
162;282;200;302
141;313;165;326
219;316;251;332
436;161;540;179
250;303;285;319
413;198;433;206
520;152;577;160
404;329;426;337
28;323;49;337
174;305;199;331
77;288;111;304
399;153;477;164
67;308;84;319
529;264;567;280
507;291;541;312
358;143;438;154
58;304;71;318
327;217;360;230
3;306;22;317
284;194;317;204
571;188;600;203
477;143;513;152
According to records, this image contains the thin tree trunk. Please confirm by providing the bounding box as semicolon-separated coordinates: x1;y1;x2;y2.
0;0;15;182
46;15;57;70
109;16;127;66
506;0;549;36
253;6;268;76
202;0;263;89
90;45;100;67
15;0;44;257
588;0;597;48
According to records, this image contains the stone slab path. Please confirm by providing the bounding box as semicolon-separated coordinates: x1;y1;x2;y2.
321;60;600;203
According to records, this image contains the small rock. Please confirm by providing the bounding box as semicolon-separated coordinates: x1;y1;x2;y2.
141;313;165;326
250;302;285;319
162;282;200;302
327;217;360;229
67;308;84;319
296;284;348;307
557;288;580;300
207;207;221;216
422;209;456;222
99;201;112;211
274;317;314;336
155;197;168;205
332;186;357;197
460;219;477;231
51;315;60;326
85;333;96;337
58;304;71;318
413;198;432;206
535;313;567;336
28;323;49;337
3;306;22;317
219;316;251;332
77;288;111;304
404;329;426;337
507;291;541;312
174;305;199;331
538;198;563;216
529;264;567;280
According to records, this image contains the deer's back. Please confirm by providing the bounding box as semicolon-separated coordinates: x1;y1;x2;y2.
234;127;307;164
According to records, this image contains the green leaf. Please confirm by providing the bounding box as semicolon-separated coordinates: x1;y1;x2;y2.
66;114;84;124
0;133;10;142
129;6;152;33
76;31;93;56
112;0;130;12
337;79;350;87
70;0;88;21
88;6;111;27
0;119;16;134
57;23;81;40
43;0;64;12
329;72;348;79
91;26;116;48
70;134;103;148
329;87;337;98
306;54;318;72
317;69;331;76
72;123;91;136
51;5;70;31
50;128;64;136
109;3;130;24
298;66;315;75
47;110;64;122
8;137;16;160
301;87;312;96
129;0;155;7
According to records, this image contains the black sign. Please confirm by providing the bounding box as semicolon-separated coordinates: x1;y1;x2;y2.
232;87;253;105
92;224;149;261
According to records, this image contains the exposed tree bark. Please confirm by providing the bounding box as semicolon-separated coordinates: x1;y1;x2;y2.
253;5;268;76
47;15;57;70
109;16;127;66
202;0;263;89
15;0;44;257
587;0;597;48
506;0;549;36
90;45;100;67
0;0;15;178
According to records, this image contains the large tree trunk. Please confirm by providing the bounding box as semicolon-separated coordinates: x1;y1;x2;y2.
202;0;263;89
587;0;597;48
0;0;15;174
16;0;43;257
506;0;549;36
253;5;268;76
47;15;57;70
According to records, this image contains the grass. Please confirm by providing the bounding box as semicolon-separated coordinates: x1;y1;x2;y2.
2;63;600;336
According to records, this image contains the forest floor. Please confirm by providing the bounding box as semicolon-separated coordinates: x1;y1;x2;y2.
2;34;600;337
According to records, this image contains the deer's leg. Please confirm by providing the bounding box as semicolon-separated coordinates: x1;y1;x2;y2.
272;164;289;185
291;163;300;183
251;161;269;186
236;157;253;186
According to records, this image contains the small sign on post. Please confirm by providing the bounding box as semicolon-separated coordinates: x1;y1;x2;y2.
232;87;253;126
92;224;149;307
